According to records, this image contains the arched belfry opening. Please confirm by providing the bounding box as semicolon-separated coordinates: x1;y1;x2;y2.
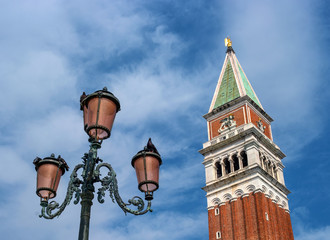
224;158;231;174
200;38;293;240
233;154;239;171
241;151;248;167
215;161;222;178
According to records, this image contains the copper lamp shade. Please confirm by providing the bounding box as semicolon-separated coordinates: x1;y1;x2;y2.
33;155;69;201
131;146;162;200
80;87;120;140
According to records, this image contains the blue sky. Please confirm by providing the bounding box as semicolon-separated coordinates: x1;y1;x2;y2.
0;0;329;239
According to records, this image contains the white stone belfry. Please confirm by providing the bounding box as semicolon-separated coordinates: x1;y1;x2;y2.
200;39;294;240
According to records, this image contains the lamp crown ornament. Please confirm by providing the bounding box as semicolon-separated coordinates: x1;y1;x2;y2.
33;87;161;240
145;138;160;155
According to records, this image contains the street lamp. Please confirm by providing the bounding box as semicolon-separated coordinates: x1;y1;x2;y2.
33;87;162;240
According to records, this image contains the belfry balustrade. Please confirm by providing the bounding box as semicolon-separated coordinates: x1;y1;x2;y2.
33;87;162;240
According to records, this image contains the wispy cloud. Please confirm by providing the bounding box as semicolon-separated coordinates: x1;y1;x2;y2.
0;0;328;239
292;206;330;240
220;0;324;160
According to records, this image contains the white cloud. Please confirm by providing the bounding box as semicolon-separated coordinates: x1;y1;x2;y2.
0;1;327;239
293;206;330;240
17;106;85;156
0;50;78;128
106;25;202;127
219;0;323;160
295;226;330;240
89;212;208;240
0;147;33;184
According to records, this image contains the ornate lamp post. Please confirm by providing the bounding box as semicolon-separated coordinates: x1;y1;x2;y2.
33;87;162;240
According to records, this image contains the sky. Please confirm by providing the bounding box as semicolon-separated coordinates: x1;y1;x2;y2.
0;0;329;239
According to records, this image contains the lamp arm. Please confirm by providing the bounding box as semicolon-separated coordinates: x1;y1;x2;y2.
94;162;152;215
39;164;84;219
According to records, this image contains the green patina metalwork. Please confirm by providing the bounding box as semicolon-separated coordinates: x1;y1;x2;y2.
38;138;153;240
237;60;261;107
36;87;159;240
213;60;240;109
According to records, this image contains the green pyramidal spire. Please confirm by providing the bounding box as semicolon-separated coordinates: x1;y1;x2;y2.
210;38;262;111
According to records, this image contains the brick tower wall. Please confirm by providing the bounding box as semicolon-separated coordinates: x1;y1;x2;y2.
208;192;294;240
208;104;272;140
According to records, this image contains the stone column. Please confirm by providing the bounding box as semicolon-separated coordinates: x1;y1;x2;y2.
270;162;275;178
238;154;243;169
220;159;226;176
229;156;234;174
265;158;269;173
274;166;279;181
260;153;264;169
276;165;285;185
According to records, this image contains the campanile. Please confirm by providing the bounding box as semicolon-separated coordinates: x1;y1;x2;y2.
199;38;294;240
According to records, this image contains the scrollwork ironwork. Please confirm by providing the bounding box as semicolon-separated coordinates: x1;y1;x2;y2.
39;139;152;220
39;164;84;219
94;162;152;215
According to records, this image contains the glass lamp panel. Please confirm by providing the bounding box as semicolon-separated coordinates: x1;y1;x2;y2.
87;97;117;140
140;183;157;192
86;97;98;135
37;164;62;199
133;155;160;192
98;98;117;134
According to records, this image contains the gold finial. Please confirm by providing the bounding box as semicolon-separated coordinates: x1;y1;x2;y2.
224;37;232;47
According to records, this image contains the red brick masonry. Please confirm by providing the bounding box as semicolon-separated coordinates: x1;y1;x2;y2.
209;105;272;140
208;192;294;240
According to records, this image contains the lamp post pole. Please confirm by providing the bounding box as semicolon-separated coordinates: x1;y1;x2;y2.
33;88;162;240
78;140;99;240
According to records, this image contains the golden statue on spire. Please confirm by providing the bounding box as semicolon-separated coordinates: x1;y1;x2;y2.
224;37;232;47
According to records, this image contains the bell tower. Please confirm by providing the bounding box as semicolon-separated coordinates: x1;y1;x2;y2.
200;38;294;240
